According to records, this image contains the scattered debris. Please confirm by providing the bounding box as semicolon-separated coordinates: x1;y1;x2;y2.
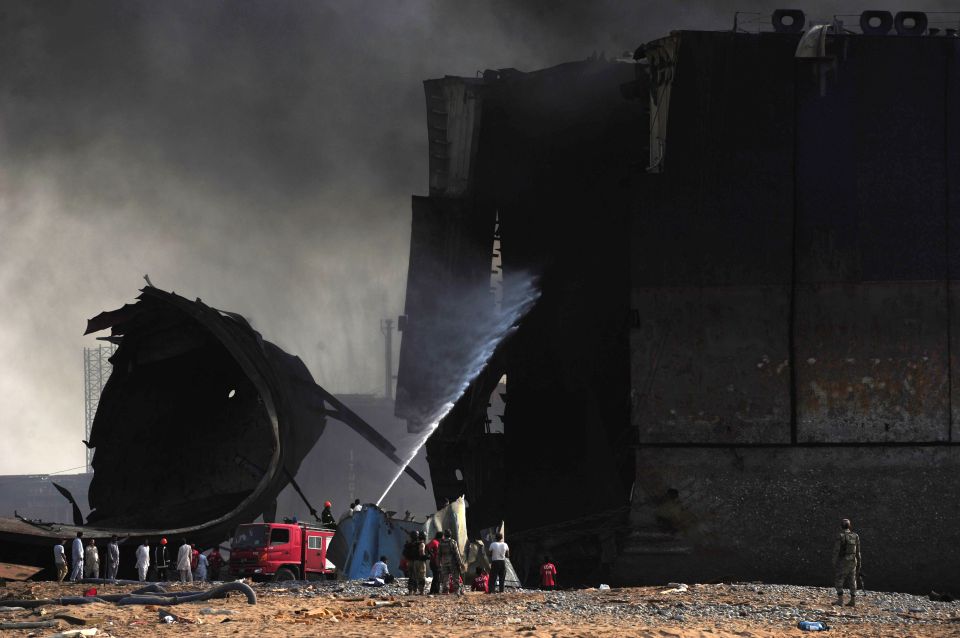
0;620;61;629
53;614;88;626
660;583;688;594
44;629;98;638
157;608;198;624
198;608;237;615
302;607;345;618
0;562;44;581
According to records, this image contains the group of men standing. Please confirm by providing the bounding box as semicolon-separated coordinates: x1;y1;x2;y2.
401;530;513;596
54;532;222;583
54;532;121;582
134;537;209;582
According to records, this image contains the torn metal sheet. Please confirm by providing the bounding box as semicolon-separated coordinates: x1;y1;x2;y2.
422;496;467;557
0;285;424;578
327;505;422;580
0;561;43;581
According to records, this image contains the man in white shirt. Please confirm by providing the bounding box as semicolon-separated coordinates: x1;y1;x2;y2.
53;540;68;583
368;555;394;584
135;539;150;582
70;532;84;582
177;539;194;583
83;539;99;578
487;533;510;593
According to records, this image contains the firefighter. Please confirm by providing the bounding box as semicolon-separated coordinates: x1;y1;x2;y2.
154;538;170;581
321;501;337;528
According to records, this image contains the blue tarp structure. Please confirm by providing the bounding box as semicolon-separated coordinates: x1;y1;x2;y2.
328;505;422;580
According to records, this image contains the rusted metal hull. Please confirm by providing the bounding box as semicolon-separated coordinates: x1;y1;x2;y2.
398;30;960;591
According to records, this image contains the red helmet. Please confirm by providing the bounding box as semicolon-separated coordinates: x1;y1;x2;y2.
324;501;332;508
161;538;167;545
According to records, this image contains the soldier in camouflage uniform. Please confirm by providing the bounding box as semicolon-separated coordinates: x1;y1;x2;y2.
832;518;861;607
438;529;465;596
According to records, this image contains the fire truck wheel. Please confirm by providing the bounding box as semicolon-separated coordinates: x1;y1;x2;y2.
274;568;297;582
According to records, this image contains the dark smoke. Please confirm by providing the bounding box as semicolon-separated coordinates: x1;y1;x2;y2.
1;0;956;484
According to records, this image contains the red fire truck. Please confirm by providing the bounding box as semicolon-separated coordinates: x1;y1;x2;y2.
228;522;336;581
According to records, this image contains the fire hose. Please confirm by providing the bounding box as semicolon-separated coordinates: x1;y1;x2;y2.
0;581;257;607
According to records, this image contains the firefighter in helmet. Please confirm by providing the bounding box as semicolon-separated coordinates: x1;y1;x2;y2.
321;501;337;528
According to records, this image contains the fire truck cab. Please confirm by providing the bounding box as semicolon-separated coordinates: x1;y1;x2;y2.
229;522;336;581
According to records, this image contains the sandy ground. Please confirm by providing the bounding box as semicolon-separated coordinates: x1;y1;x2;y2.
2;579;959;637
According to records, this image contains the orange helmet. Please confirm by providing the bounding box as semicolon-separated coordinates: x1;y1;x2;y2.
324;501;332;508
161;538;167;545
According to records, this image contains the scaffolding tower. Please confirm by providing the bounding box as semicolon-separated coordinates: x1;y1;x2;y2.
83;344;115;473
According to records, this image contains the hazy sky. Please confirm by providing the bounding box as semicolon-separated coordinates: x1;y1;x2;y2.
2;1;957;475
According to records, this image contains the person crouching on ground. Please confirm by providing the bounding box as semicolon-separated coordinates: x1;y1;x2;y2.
370;555;394;584
472;566;489;592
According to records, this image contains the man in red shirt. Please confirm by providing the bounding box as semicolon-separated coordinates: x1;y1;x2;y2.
472;566;489;592
427;532;443;594
540;556;558;590
207;548;223;581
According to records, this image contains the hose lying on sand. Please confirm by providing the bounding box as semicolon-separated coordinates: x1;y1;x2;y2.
0;598;101;608
0;620;61;629
0;581;257;607
80;578;154;586
116;582;256;605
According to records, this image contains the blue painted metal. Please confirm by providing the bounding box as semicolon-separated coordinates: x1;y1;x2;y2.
331;506;422;580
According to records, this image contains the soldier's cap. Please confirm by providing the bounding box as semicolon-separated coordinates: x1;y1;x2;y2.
841;518;851;527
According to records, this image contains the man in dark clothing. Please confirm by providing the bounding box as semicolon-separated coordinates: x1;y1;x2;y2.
208;548;223;581
154;538;170;581
321;501;337;529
